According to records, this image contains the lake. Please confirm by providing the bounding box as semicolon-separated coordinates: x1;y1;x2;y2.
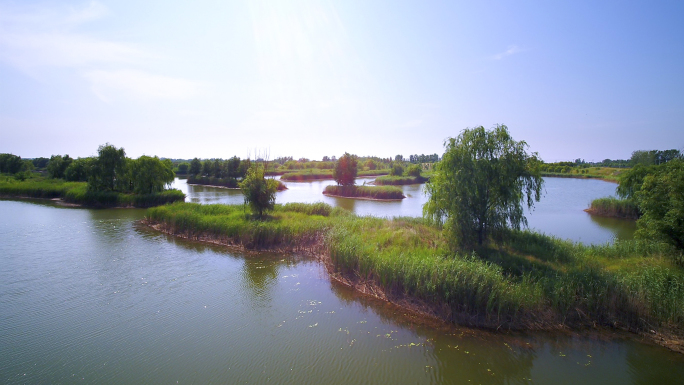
2;178;680;384
176;176;636;244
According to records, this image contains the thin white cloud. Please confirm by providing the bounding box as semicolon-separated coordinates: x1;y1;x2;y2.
84;70;203;102
492;45;524;60
0;32;144;69
0;1;201;101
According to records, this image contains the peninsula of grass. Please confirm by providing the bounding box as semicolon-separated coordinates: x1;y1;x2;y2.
0;176;185;207
541;167;625;182
323;185;405;200
188;175;287;191
374;175;428;185
586;197;640;219
144;202;684;352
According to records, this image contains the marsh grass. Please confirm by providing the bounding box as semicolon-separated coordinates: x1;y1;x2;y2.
587;197;640;219
281;169;333;181
323;185;405;200
280;169;391;181
0;176;184;207
374;175;428;185
145;202;684;331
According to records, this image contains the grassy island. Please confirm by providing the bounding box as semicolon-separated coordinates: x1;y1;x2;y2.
323;185;405;200
144;201;684;352
0;176;185;207
374;175;428;185
281;169;391;181
188;175;287;191
586;197;640;219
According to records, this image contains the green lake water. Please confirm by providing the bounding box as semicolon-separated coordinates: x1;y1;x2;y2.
1;178;679;384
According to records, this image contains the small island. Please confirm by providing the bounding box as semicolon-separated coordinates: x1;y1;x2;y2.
0;144;185;207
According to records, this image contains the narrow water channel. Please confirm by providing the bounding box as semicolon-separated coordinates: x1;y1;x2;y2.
1;198;681;384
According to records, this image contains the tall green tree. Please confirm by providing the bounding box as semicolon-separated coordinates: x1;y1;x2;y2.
130;156;175;194
89;144;127;192
0;154;24;174
424;125;543;247
46;155;73;179
189;158;202;176
634;160;684;250
65;157;94;182
239;162;278;218
333;152;358;186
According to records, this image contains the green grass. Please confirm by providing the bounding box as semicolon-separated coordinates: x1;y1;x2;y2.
281;169;333;181
323;185;405;200
541;167;625;182
145;202;684;331
280;169;391;181
188;175;287;191
0;175;185;207
374;175;428;185
587;197;640;219
187;175;240;188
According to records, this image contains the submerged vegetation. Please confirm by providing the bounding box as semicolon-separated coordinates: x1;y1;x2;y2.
145;201;684;342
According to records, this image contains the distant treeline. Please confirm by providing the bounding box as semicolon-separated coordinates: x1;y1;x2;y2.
548;149;682;169
170;152;441;175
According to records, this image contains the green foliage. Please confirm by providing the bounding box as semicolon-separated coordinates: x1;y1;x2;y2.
188;175;240;188
374;175;427;185
64;157;93;182
176;162;189;174
146;202;684;329
0;153;25;174
405;164;422;177
323;185;405;199
388;162;404;176
0;176;184;207
89;143;127;192
588;197;640;219
616;164;656;200
239;163;279;218
333;152;358;186
424;125;543;247
31;157;50;169
46;155;73;179
189;158;202;176
281;169;333;181
129;156;175;194
635;160;684;250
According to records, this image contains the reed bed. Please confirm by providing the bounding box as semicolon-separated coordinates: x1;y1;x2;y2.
281;170;333;181
587;197;640;219
374;175;428;185
323;185;405;200
144;202;684;331
0;177;185;207
187;175;240;188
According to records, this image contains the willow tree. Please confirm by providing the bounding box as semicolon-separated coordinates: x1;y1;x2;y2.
239;162;279;218
424;125;543;248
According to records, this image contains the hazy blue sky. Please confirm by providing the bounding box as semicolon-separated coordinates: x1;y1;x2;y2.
1;0;682;162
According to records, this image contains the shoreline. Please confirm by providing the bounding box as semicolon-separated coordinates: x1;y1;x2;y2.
322;192;404;201
541;174;619;183
583;207;639;220
0;194;180;209
141;217;684;354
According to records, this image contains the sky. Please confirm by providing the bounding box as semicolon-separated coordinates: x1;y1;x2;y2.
1;0;683;162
